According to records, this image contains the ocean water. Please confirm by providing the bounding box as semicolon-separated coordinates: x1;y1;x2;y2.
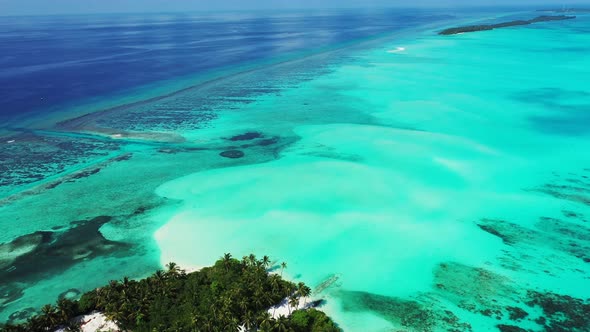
1;7;590;331
0;9;456;123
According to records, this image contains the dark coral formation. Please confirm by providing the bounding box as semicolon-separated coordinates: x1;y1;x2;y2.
562;210;587;222
476;217;590;265
536;182;590;206
512;88;590;136
434;264;590;331
57;89;218;133
0;287;24;310
7;308;36;325
439;15;576;35
219;150;245;159
226;132;283;150
340;289;473;331
0;232;53;270
526;291;590;331
477;221;516;245
337;261;589;331
340;291;437;331
0;153;133;208
497;324;528;332
257;137;280;146
0;133;120;192
536;217;590;242
433;262;518;317
228;132;263;141
506;306;529;321
537;184;590;206
0;216;129;285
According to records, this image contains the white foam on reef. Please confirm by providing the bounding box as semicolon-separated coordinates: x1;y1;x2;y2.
386;47;406;53
6;140;15;143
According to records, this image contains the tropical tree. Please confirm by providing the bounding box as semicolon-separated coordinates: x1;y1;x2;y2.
241;310;257;332
248;254;257;266
297;282;312;308
4;253;341;332
280;262;287;277
273;315;291;332
261;255;271;269
166;262;180;277
257;312;274;332
152;270;166;289
222;253;233;272
288;295;299;314
56;298;78;324
40;304;58;328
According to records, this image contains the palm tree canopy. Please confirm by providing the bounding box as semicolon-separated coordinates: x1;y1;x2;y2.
3;253;340;332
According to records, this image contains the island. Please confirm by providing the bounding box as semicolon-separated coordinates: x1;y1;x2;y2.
538;8;590;13
439;15;576;35
0;254;340;332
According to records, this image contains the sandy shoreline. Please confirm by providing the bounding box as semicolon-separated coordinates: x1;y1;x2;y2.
55;312;119;332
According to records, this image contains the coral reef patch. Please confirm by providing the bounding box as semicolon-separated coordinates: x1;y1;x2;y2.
220;150;245;159
476;217;590;266
0;133;120;193
338;262;590;331
0;216;129;285
228;132;264;141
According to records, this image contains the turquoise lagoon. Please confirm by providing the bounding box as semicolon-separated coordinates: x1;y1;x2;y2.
1;9;590;331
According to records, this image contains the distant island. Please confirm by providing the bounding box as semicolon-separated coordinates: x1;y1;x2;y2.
538;8;590;13
439;15;576;35
1;254;340;332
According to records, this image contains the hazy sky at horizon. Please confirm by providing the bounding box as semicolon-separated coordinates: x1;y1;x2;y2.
1;0;590;16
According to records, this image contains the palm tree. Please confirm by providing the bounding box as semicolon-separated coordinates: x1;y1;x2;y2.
269;275;281;315
152;270;166;290
166;262;180;277
56;298;77;324
65;320;82;332
257;312;273;332
288;295;299;314
238;299;249;314
223;317;239;332
202;316;215;332
253;287;267;311
273;315;290;332
242;313;256;332
261;255;271;269
222;253;233;272
248;254;257;266
280;262;287;277
40;304;58;328
297;283;312;308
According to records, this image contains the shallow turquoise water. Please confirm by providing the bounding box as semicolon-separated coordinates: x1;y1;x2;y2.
1;9;589;331
155;14;590;331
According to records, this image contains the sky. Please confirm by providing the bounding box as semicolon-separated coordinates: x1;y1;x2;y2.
1;0;589;16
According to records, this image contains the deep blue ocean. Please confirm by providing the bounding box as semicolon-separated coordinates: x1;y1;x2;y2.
0;9;460;121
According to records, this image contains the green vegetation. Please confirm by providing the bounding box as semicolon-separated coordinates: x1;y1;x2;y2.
439;15;576;35
1;254;340;332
